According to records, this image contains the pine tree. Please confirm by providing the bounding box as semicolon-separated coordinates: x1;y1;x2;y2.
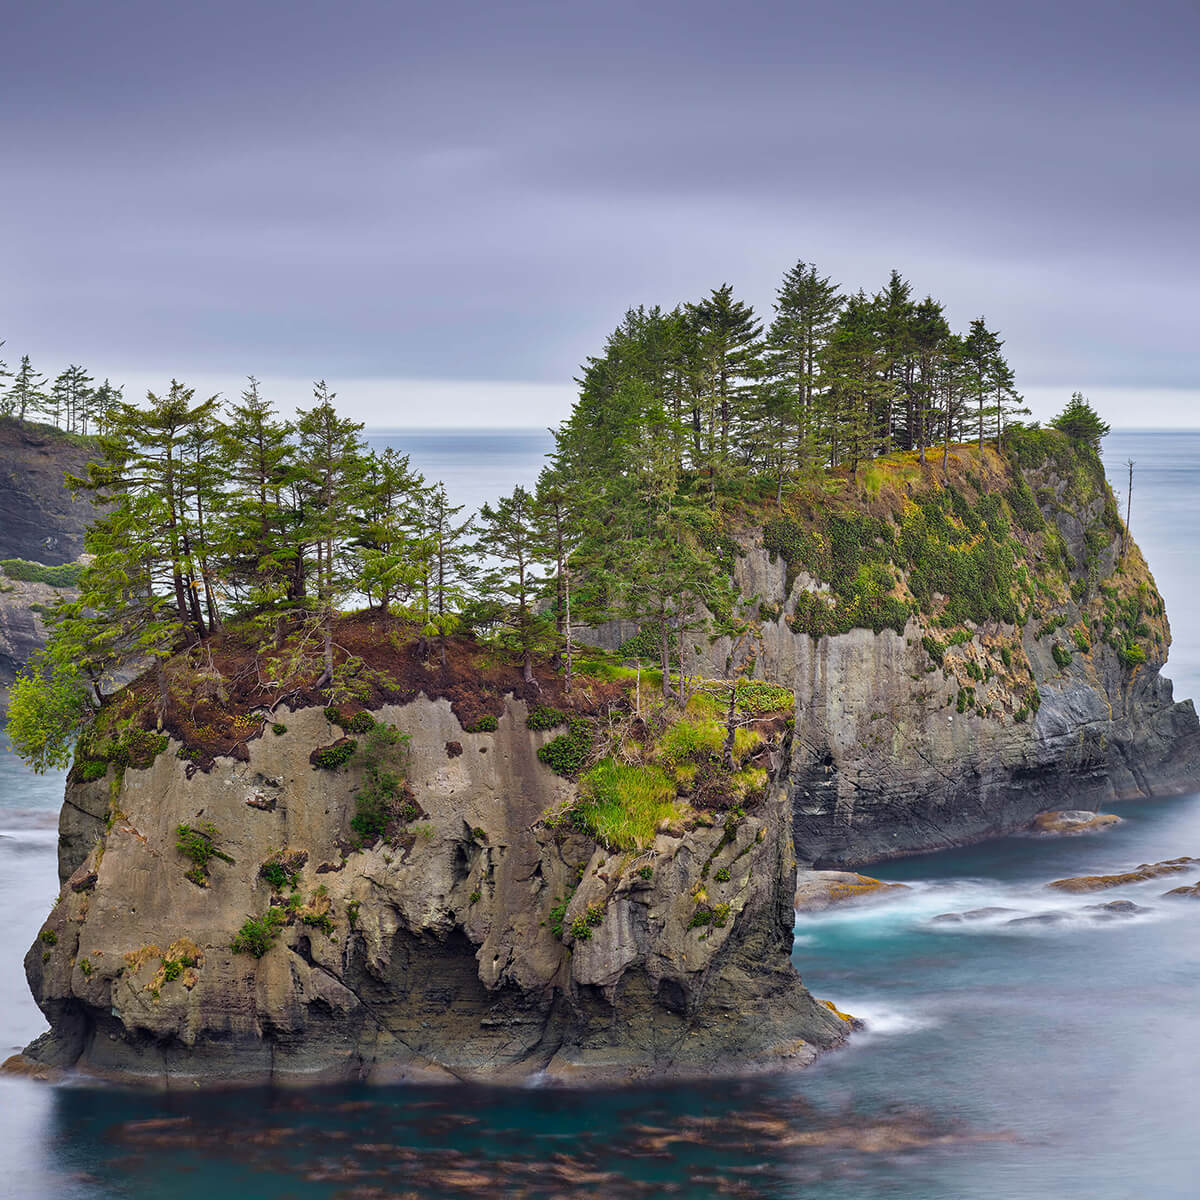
686;284;763;468
218;378;298;620
420;481;476;669
765;260;842;469
478;485;544;684
964;317;1002;451
6;355;48;422
910;297;951;464
295;382;367;687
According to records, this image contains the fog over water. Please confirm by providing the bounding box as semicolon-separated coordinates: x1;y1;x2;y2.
0;429;1197;1198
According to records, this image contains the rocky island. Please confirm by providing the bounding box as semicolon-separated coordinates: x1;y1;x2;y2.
5;265;1199;1087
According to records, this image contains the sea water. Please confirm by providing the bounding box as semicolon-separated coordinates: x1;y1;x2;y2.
1;429;1197;1199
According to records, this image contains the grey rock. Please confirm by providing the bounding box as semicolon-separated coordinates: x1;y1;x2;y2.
24;696;848;1088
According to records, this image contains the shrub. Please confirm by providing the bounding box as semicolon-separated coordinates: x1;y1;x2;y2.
569;916;593;941
0;558;82;587
39;929;57;946
714;866;731;883
1119;643;1148;669
1072;626;1091;653
637;865;654;880
231;908;286;957
526;705;566;731
351;722;412;841
161;959;183;982
176;822;233;885
272;723;288;736
464;715;498;733
259;849;307;892
537;716;593;777
343;712;376;734
1052;642;1073;669
311;738;357;769
76;760;108;783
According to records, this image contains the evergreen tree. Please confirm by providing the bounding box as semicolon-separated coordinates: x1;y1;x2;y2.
478;485;544;684
295;381;368;687
6;355;47;422
765;260;842;469
685;284;763;468
964;317;1002;451
218;378;297;619
418;481;476;668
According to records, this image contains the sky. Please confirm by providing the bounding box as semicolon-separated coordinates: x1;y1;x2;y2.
1;0;1197;428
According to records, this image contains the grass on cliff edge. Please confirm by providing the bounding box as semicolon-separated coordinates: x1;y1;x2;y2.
572;759;678;850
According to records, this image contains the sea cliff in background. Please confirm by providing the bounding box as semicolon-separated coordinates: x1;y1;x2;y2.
0;417;93;703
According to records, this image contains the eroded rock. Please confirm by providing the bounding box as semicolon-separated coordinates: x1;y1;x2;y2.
794;870;908;912
23;695;849;1088
1048;857;1198;893
1031;810;1122;835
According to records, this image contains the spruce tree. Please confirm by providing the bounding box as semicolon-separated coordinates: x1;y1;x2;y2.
765;260;842;469
6;355;48;422
295;382;367;687
478;485;544;684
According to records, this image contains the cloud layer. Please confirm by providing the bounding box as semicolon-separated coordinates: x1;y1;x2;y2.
2;0;1196;426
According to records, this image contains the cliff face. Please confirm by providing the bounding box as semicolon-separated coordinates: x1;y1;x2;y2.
0;575;60;697
24;696;845;1087
0;417;95;700
0;417;95;564
686;439;1200;866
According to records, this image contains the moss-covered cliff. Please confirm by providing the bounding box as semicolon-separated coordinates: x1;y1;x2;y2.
685;430;1199;864
20;642;847;1087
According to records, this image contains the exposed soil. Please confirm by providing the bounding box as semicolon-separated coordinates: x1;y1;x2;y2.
89;613;627;774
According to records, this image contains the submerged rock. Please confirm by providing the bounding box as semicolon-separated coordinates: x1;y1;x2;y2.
1006;912;1072;927
1162;880;1200;899
1048;857;1198;893
794;870;908;912
1030;810;1122;835
930;906;1017;924
1084;899;1149;917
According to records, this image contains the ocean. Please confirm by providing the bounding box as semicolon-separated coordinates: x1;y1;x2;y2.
0;428;1197;1198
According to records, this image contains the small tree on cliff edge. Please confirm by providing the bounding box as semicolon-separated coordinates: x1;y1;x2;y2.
1051;392;1111;451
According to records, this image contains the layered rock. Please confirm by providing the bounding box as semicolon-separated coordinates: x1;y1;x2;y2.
22;696;846;1087
0;417;94;564
680;444;1200;867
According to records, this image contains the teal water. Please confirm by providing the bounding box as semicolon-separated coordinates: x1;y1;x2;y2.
1;430;1197;1198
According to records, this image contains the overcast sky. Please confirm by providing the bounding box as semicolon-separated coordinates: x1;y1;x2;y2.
1;0;1196;428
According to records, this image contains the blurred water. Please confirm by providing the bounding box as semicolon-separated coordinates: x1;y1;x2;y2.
0;429;1196;1198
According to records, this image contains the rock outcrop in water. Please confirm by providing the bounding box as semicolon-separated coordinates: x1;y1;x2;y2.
673;434;1200;867
22;682;846;1087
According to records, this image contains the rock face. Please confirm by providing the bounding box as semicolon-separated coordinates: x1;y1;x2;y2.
0;574;64;699
0;417;95;701
683;447;1200;868
1030;810;1122;835
0;417;95;564
23;696;847;1087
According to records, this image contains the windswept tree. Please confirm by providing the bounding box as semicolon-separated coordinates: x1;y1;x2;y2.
1051;391;1110;450
5;355;47;422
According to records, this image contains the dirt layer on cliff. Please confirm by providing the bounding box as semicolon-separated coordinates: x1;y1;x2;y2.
79;615;627;776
